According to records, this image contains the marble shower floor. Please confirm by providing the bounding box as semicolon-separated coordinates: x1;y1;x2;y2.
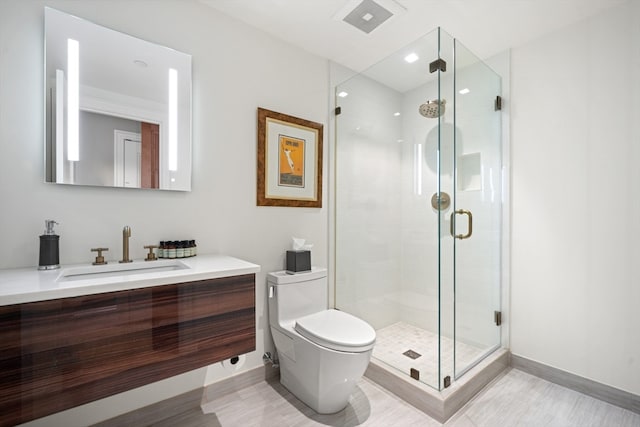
373;322;486;388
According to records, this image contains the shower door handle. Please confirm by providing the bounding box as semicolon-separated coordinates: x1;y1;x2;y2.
450;209;473;239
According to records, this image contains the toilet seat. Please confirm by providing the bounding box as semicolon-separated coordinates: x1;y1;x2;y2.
294;309;376;352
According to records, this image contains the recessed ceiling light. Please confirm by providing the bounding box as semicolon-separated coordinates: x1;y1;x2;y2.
393;112;401;116
459;88;470;94
338;91;349;98
362;12;374;21
404;53;419;63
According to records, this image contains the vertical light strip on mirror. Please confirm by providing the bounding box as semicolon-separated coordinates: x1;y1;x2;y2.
67;38;79;161
55;70;65;182
168;68;178;171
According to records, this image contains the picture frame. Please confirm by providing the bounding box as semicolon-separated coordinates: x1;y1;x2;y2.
257;108;323;207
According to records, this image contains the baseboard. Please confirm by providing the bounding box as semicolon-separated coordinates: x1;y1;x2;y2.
94;364;278;426
511;354;640;415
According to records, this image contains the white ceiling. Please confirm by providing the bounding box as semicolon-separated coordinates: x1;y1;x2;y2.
200;0;625;73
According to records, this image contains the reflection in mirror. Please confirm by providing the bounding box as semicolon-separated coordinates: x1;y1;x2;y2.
44;7;192;191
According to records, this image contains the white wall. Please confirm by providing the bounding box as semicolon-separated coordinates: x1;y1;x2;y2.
0;0;329;425
510;0;640;395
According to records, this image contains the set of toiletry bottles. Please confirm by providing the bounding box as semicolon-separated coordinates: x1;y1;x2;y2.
158;240;197;258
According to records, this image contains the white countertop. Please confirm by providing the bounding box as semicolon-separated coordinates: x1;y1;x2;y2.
0;254;260;306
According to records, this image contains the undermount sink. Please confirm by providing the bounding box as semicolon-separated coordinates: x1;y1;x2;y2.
56;259;190;282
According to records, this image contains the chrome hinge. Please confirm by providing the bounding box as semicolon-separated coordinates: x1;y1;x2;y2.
494;310;502;326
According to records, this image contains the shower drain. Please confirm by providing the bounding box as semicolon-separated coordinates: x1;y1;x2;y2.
403;349;422;360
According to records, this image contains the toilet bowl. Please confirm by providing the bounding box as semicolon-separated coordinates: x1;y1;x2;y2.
267;268;376;414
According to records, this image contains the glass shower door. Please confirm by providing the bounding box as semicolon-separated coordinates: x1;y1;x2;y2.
334;27;502;391
451;39;502;379
334;28;445;391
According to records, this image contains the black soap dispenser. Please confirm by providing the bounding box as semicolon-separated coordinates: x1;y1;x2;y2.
38;220;60;270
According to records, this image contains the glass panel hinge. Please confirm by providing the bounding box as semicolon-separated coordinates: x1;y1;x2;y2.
410;368;420;381
495;95;502;111
429;58;447;73
444;375;451;388
494;310;502;326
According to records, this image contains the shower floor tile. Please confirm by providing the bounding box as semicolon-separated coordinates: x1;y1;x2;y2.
373;322;485;387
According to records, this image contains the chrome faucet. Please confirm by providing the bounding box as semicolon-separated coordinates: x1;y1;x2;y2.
119;226;132;263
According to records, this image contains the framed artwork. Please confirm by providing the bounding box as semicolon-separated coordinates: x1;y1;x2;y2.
257;108;323;207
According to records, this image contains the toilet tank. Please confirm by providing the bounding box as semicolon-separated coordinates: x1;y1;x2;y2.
267;267;327;326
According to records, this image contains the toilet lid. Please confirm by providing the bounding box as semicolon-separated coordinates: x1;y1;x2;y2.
294;309;376;353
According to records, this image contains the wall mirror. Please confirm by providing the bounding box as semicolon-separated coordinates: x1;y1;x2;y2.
44;7;192;191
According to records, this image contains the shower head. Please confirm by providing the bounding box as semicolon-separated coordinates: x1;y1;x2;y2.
419;99;446;118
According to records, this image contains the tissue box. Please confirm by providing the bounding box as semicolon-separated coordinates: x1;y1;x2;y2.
286;250;311;274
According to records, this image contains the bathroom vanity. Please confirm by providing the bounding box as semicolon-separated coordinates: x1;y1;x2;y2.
0;255;259;427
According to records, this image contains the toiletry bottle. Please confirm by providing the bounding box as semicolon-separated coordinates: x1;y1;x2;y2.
167;241;176;259
38;220;60;270
161;241;168;258
158;241;165;259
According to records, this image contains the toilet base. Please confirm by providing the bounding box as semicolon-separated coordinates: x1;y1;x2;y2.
279;354;361;414
274;333;373;414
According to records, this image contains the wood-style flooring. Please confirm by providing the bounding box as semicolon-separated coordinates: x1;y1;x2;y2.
131;368;640;426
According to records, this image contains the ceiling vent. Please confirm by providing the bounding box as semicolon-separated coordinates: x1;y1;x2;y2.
334;0;406;34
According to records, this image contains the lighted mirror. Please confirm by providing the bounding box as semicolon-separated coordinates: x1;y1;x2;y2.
44;7;192;191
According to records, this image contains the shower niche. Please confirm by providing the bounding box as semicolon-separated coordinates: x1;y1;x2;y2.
334;27;503;401
458;152;482;192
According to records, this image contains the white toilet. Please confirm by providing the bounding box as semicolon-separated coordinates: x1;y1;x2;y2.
267;267;376;414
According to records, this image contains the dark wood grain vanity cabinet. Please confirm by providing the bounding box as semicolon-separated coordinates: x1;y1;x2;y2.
0;274;255;427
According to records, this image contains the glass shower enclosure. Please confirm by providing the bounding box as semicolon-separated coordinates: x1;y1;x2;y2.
335;28;502;390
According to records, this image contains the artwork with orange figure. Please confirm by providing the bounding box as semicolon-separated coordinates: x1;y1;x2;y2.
279;135;305;187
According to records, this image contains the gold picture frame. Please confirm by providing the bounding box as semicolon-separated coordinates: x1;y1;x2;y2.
257;108;323;207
